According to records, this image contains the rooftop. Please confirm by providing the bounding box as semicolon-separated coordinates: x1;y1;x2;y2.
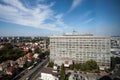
50;31;111;38
41;67;59;77
63;30;93;36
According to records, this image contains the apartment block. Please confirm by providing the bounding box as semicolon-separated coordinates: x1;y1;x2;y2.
50;33;111;69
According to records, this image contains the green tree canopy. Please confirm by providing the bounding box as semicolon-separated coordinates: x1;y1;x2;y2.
69;60;98;71
85;59;98;70
47;61;54;68
111;57;120;69
60;64;66;80
0;43;25;63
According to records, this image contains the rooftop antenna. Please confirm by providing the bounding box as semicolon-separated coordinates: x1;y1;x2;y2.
72;29;77;35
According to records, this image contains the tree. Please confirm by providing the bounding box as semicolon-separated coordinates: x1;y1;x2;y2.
74;63;81;70
111;57;116;69
28;49;32;53
38;52;45;59
34;47;40;53
99;76;112;80
0;43;25;63
3;43;13;50
69;64;74;70
85;60;98;70
80;63;87;71
24;62;33;68
111;57;120;69
47;61;54;68
60;64;66;80
0;75;12;80
45;50;50;56
80;60;98;71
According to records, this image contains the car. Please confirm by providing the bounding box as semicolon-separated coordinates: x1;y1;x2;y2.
27;65;34;70
26;77;29;80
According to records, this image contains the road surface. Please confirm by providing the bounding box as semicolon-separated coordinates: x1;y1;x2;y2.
19;58;48;80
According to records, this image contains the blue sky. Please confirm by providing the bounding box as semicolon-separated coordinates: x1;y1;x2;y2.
0;0;120;36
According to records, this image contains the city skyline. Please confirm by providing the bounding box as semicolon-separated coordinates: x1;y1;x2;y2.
0;0;120;36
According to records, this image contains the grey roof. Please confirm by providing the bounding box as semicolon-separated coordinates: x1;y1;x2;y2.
41;67;59;77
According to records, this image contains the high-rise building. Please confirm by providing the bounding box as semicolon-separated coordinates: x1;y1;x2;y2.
50;32;111;69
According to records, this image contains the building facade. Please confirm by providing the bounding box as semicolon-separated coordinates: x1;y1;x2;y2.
111;36;120;57
50;34;111;69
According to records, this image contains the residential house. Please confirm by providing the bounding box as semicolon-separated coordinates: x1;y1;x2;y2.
6;66;16;75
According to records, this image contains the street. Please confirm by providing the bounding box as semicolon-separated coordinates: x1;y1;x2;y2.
27;59;48;80
14;58;48;80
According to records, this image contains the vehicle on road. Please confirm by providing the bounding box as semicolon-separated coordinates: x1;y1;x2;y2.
27;65;34;70
26;77;29;80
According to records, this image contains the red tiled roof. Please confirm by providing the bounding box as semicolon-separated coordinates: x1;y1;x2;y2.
7;66;16;72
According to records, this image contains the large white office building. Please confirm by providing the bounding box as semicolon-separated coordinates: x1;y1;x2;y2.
50;32;111;69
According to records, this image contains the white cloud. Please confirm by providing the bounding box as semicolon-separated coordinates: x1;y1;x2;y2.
68;0;82;12
83;11;92;17
0;0;66;31
82;18;94;24
2;0;28;11
55;14;63;20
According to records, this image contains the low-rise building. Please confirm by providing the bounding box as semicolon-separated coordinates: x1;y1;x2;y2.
40;67;59;80
16;57;27;68
0;60;11;72
33;53;39;59
6;66;16;75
